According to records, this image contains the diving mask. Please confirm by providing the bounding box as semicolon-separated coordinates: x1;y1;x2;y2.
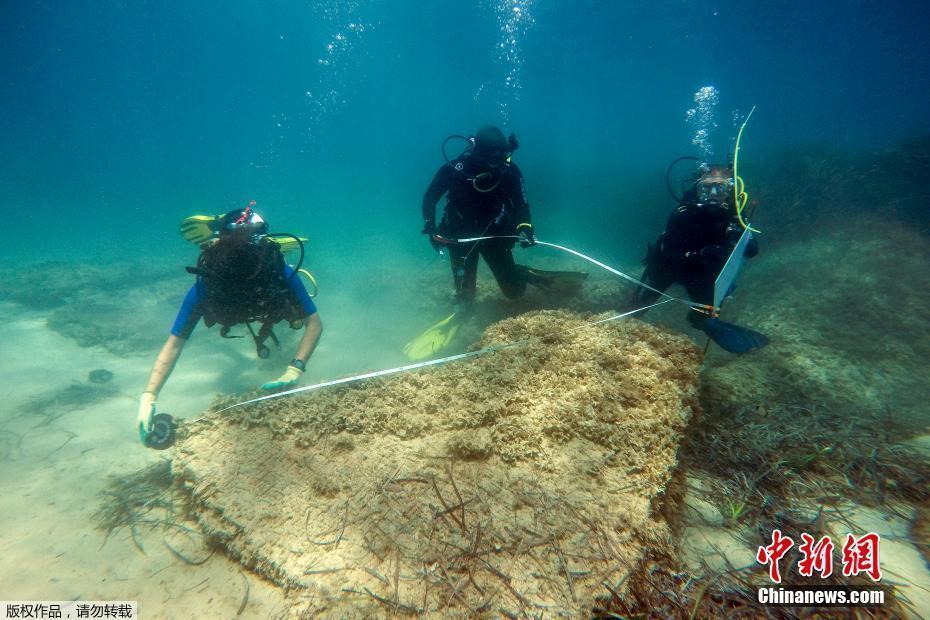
220;201;268;238
696;174;733;205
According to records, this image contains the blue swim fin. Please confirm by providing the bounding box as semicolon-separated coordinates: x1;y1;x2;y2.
700;317;769;354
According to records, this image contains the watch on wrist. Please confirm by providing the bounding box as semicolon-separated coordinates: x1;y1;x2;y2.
290;358;306;372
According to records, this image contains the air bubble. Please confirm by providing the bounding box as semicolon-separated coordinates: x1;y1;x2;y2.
686;85;719;163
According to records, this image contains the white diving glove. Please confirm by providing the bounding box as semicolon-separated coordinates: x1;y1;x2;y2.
137;392;156;444
261;364;304;390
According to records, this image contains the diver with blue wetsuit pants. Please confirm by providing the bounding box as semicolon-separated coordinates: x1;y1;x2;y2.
137;205;323;448
633;164;768;354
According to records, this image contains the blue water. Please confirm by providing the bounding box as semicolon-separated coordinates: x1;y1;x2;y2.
1;0;929;386
3;0;928;260
1;4;929;612
0;0;925;377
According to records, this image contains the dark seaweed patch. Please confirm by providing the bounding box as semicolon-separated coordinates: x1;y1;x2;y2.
18;382;120;426
88;368;114;384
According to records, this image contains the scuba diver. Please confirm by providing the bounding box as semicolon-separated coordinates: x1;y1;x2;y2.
137;203;322;448
406;125;587;360
633;162;769;354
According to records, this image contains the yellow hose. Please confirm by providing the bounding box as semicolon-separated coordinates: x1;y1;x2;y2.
733;106;760;233
297;268;319;298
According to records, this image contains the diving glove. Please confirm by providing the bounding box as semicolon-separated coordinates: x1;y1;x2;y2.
725;222;744;243
137;392;156;444
261;364;303;390
517;223;536;247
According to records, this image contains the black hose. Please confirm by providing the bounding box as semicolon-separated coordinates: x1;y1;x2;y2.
267;233;304;280
442;135;473;163
665;156;700;203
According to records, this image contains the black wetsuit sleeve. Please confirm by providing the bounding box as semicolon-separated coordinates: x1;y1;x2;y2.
660;209;688;259
422;164;453;224
507;164;531;227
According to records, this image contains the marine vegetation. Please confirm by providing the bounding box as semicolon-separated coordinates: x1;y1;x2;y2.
93;460;213;566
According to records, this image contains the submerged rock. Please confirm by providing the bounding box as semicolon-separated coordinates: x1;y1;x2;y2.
173;310;702;617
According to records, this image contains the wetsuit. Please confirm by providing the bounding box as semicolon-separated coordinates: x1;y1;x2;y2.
171;264;316;339
635;193;758;325
422;155;533;304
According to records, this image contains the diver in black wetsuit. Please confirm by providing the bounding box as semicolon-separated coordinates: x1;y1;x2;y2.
421;125;584;310
634;164;768;353
422;125;537;308
404;125;587;361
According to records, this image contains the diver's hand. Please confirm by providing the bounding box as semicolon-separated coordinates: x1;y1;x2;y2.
517;223;536;247
137;392;156;444
261;365;303;390
696;244;728;263
422;220;443;252
725;222;744;243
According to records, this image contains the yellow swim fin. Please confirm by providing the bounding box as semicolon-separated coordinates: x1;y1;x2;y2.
403;313;460;361
270;235;309;254
180;214;221;244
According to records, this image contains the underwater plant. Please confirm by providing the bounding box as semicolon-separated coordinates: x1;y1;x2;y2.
93;460;212;566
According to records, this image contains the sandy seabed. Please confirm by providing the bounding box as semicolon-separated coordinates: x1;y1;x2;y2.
1;214;928;618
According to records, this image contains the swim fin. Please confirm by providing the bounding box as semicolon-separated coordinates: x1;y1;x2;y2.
699;317;769;354
526;268;589;294
270;235;309;254
180;214;221;244
181;218;308;251
403;313;461;361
